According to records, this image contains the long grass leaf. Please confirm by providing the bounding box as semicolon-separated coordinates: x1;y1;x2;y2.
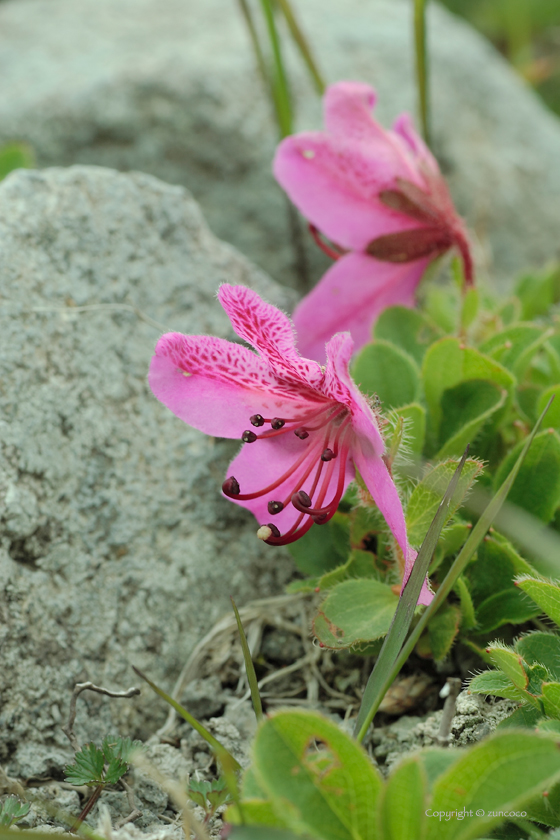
259;0;292;136
357;396;554;741
354;447;470;740
231;597;263;722
132;667;242;772
274;0;325;94
414;0;430;145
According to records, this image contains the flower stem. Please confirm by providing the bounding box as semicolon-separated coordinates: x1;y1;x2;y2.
414;0;431;147
259;0;293;137
274;0;325;94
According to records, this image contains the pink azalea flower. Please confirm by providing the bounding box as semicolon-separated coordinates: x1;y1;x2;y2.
273;81;473;363
148;284;432;605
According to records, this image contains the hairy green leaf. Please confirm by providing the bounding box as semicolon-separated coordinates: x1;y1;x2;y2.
313;578;399;649
493;429;560;522
516;577;560;627
380;757;427;839
251;710;382;840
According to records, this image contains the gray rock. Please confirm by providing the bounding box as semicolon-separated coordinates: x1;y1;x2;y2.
0;165;295;769
0;0;559;291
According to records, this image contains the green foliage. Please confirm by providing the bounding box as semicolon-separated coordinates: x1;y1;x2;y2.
0;142;35;181
0;797;30;827
188;777;232;820
293;277;560;662
229;709;560;840
64;737;142;787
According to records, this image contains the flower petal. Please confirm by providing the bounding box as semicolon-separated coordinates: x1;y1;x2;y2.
292;251;431;363
352;439;433;605
273;133;422;252
149;334;312;438
218;284;323;388
392;112;439;174
226;430;354;535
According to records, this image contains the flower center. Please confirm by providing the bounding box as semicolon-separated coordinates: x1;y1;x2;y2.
222;402;352;545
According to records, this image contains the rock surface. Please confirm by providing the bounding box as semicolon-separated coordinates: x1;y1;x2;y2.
0;165;295;769
0;0;559;290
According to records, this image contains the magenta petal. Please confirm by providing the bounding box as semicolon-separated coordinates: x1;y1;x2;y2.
218;284;323;387
392;112;439;174
352;440;433;606
292;252;431;364
149;354;290;438
273;134;422;252
226;432;354;535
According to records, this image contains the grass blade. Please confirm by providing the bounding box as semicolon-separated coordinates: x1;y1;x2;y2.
259;0;292;136
132;666;242;772
274;0;325;94
354;447;470;741
237;0;270;88
231;597;263;722
414;0;430;145
359;396;555;740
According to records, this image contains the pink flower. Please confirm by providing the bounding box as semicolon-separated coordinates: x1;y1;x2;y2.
273;81;473;363
148;284;432;605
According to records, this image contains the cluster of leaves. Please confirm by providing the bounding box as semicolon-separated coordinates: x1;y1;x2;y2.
187;777;232;823
0;796;30;828
289;265;560;661
64;736;142;788
467;576;560;828
225;709;560;840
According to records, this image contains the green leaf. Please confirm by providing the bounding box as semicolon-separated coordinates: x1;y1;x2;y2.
406;458;483;546
542;683;560;719
426;732;560;840
288;512;350;576
480;324;552;379
393;403;426;454
516;264;560;320
374;305;441;364
352;340;420;409
231;597;263;722
102;735;142;764
475;588;540;633
65;743;105;786
493;429;560;522
229;828;303;840
104;756;129;785
436;379;507;459
516;632;560;681
460;287;479;331
453;576;476;630
0;142;35;181
0;797;30;827
315;549;378;592
422;337;515;442
516;577;560;627
380;757;427;840
313;579;399;649
250;710;383;840
537;385;560;430
497;705;542;729
426;602;461;661
467;670;526;703
486;645;529;691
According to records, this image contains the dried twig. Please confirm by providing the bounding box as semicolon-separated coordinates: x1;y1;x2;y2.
63;682;140;751
436;677;462;745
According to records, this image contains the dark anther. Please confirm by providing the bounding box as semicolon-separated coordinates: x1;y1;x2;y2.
313;513;329;524
267;500;284;515
294;490;312;508
222;476;240;496
294;428;309;440
250;414;265;427
271;418;285;430
321;448;335;461
242;430;258;443
267;523;281;538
